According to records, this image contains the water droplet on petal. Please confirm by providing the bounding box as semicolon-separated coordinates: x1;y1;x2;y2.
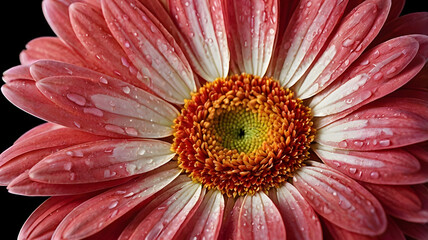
108;200;119;209
67;93;86;106
122;86;131;94
370;171;380;178
379;139;390;147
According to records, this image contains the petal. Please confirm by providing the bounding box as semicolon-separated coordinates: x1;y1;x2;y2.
310;35;420;117
293;162;387;236
385;0;405;23
296;0;391;98
7;171;132;196
101;0;196;104
52;163;180;239
19;37;85;66
118;181;203;240
224;0;278;76
3;65;33;83
316;100;428;151
394;218;428;240
363;184;428;223
276;182;322;240
29;139;175;184
69;3;142;84
175;189;224;240
373;12;428;46
169;0;229;81
313;144;428;185
272;0;348;88
36;75;178;138
233;192;286;240
18;194;94;240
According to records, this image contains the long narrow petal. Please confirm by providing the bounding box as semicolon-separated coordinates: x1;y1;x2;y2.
101;0;196;104
363;184;428;223
18;194;94;240
169;0;229;81
36;75;178;138
69;2;144;87
296;0;391;98
233;192;286;240
293;162;387;236
316;99;428;151
394;218;428;240
313;144;428;185
176;189;224;240
225;0;278;76
3;65;34;83
7;171;132;196
276;182;322;240
29;139;175;184
272;0;348;88
309;35;420;117
52;163;180;239
19;37;85;66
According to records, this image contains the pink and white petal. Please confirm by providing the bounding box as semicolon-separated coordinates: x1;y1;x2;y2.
313;144;428;185
18;194;94;240
272;0;348;88
276;182;322;240
3;65;33;83
293;162;387;236
175;189;224;240
296;0;391;98
309;35;420;117
52;163;180;239
373;12;428;46
30;139;175;184
36;75;178;138
1;80;126;138
316;101;428;151
363;183;428;223
0;125;105;167
119;181;203;240
233;192;286;240
19;37;85;66
224;0;278;77
323;217;405;240
69;3;140;80
394;218;428;240
169;0;229;81
7;171;132;196
101;0;196;104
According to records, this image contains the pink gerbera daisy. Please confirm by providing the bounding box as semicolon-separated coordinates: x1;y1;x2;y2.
1;0;428;239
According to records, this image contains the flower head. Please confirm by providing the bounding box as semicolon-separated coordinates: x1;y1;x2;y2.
1;0;428;239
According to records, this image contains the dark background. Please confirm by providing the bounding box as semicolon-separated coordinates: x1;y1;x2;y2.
0;1;426;239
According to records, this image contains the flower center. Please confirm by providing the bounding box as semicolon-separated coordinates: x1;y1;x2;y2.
172;74;315;197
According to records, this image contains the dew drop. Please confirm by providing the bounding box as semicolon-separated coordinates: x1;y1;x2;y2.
125;127;138;137
338;141;348;148
83;107;104;117
342;38;354;47
370;171;380;178
124;192;135;198
67;93;86;106
122;86;131;94
360;59;369;66
64;162;72;171
99;76;108;84
349;168;357;174
108;201;119;209
139;149;146;155
379;139;390;147
353;141;364;147
74;121;81;128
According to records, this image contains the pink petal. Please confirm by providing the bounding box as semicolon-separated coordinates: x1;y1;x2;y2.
101;0;196;104
272;0;348;88
30;139;175;184
224;0;278;76
13;122;60;144
52;163;180;239
175;189;224;240
293;162;387;236
233;192;286;240
3;65;33;83
310;35;420;117
316;99;428;151
7;171;132;196
276;182;322;240
1;80;126;138
394;218;428;240
35;75;178;138
323;217;405;240
363;183;428;223
296;0;391;98
18;194;94;240
313;144;428;185
169;0;229;81
19;37;85;66
385;0;405;23
373;12;428;46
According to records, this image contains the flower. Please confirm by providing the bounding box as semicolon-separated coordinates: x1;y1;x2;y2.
1;0;428;239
